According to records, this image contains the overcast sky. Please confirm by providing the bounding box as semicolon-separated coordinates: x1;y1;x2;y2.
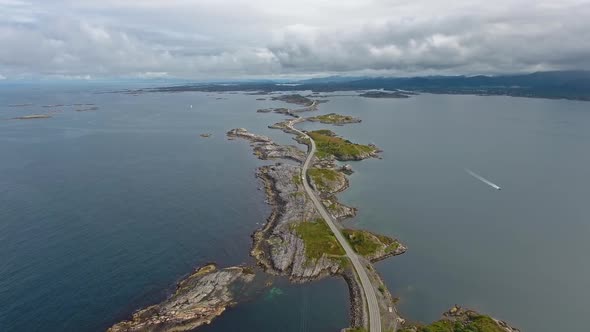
1;0;589;79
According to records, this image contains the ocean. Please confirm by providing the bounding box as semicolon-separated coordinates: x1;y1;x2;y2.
1;83;589;331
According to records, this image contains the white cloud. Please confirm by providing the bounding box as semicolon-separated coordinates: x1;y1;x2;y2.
0;0;589;78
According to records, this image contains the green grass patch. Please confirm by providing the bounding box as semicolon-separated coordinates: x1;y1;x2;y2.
308;130;374;160
292;174;302;185
307;168;341;192
331;256;350;269
342;229;400;257
403;315;506;332
470;315;506;332
310;113;358;124
292;219;345;261
342;229;382;256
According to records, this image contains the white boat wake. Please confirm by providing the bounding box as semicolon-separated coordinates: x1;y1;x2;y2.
465;169;501;190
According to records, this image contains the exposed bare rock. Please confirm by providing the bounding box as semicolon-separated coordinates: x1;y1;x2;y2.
108;264;255;332
256;108;294;116
227;128;305;163
323;197;357;221
226;128;271;143
307;113;361;125
253;164;342;281
339;164;354;175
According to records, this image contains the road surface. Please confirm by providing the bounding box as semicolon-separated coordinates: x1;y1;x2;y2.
287;119;384;332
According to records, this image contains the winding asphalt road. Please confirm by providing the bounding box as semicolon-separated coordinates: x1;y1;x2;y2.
288;119;383;332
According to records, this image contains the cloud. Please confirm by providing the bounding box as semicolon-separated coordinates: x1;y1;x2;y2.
0;0;589;79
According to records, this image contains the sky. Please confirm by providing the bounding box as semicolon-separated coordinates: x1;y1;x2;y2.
1;0;589;80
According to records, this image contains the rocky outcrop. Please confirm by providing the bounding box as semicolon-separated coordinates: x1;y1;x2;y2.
227;128;272;143
253;164;342;281
256;108;295;117
307;113;362;125
307;168;349;195
227;128;305;163
442;306;520;332
271;94;314;106
400;306;520;332
108;264;255;332
323;197;357;221
359;91;410;98
294;130;381;162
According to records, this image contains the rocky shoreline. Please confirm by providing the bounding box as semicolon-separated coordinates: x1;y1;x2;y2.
399;306;520;332
108;264;256;332
109;96;518;332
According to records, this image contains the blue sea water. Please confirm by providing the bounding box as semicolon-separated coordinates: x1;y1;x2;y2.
1;83;589;331
0;84;347;332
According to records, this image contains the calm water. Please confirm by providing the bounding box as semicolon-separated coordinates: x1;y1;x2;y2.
0;84;347;332
1;84;589;332
300;93;590;331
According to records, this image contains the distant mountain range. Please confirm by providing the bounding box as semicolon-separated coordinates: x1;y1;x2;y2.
151;70;590;101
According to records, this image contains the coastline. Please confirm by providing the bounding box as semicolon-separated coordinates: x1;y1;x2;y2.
107;94;519;332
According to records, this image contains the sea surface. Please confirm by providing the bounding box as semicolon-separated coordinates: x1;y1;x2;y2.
1;83;589;331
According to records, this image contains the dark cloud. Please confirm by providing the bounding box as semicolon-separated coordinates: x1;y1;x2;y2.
0;0;589;79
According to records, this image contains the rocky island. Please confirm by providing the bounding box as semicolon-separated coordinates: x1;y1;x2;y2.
108;264;256;332
299;129;380;161
399;306;520;332
307;113;362;125
271;93;314;106
359;91;411;98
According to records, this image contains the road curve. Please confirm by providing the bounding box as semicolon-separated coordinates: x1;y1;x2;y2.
288;119;383;332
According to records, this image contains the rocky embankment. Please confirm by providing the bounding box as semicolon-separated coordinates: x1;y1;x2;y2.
108;264;255;332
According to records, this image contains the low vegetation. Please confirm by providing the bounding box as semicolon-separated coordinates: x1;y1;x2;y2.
271;94;313;106
292;219;345;261
342;229;399;258
307;167;343;193
307;113;361;124
359;91;410;98
308;130;376;160
399;312;508;332
346;328;368;332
